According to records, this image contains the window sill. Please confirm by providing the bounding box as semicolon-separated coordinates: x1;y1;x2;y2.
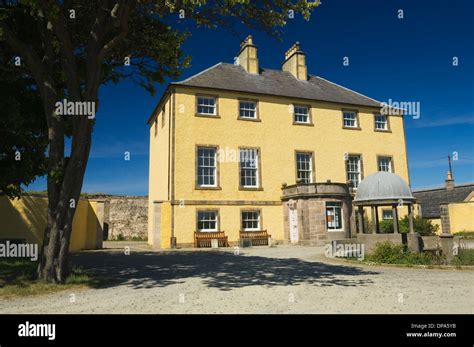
195;186;222;190
237;117;261;122
374;129;392;133
342;126;362;130
195;113;221;119
239;187;264;191
293;122;314;126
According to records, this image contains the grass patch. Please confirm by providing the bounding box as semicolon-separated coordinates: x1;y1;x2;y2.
453;249;474;267
0;258;113;298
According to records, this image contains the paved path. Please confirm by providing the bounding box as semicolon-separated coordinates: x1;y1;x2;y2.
1;243;473;314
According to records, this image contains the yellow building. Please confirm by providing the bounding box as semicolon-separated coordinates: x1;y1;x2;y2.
147;36;411;249
413;172;474;234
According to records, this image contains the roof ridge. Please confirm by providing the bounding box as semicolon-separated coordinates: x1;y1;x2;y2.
313;75;382;105
413;182;474;193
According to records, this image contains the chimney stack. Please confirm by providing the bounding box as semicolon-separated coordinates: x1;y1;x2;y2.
237;35;259;74
282;42;307;81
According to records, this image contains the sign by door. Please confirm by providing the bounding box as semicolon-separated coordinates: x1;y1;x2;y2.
289;205;299;244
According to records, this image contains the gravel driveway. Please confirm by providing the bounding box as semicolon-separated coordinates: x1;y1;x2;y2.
1;243;473;314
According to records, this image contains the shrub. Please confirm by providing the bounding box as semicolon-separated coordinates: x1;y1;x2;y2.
115;233;125;241
453;249;474;266
379;219;394;234
455;231;474;239
131;235;148;241
367;241;445;265
372;216;438;236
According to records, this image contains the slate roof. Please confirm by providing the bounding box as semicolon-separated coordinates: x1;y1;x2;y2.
412;184;474;218
173;63;382;108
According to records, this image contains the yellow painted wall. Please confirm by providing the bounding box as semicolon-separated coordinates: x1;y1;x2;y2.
148;97;171;246
161;202;172;248
0;195;100;252
173;204;283;244
148;85;410;248
172;87;409;201
429;218;442;234
448;202;474;233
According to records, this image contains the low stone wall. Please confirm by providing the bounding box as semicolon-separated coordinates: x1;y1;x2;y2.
356;233;421;254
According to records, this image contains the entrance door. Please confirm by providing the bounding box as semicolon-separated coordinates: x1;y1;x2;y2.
289;207;299;244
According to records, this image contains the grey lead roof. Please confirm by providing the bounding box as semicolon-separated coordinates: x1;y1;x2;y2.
413;184;474;219
173;63;382;108
354;172;415;203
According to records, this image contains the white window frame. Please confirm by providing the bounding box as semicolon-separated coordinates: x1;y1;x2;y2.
378;156;393;172
241;210;261;231
343;111;358;128
325;202;344;231
239;148;259;188
239;100;257;119
296;152;313;184
197;147;217;187
347;155;361;188
374;114;388;130
382;210;393;220
197;96;216;116
294;105;310;124
197;210;218;232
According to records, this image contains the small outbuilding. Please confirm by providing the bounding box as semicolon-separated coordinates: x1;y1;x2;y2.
354;171;416;234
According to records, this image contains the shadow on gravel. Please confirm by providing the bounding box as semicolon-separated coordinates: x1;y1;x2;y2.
72;249;380;291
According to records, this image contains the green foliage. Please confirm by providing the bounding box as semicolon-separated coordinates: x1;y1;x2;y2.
131;235;147;241
379;219;394;233
452;249;474;266
367;241;446;265
455;231;474;239
374;216;439;236
0;0;320;197
115;233;125;241
0;50;47;199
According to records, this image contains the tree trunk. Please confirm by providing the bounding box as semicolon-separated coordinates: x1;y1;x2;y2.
37;95;92;283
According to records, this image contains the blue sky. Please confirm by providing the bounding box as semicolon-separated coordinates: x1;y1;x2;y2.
27;0;474;195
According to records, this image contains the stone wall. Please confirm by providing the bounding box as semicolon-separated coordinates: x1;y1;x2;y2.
103;196;148;240
281;182;353;245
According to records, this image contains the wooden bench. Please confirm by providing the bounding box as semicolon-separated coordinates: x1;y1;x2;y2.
194;231;229;248
239;230;271;246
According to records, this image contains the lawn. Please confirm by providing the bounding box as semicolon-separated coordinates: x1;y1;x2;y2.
0;259;107;298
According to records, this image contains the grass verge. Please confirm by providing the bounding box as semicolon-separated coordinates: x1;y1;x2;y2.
0;259;111;299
